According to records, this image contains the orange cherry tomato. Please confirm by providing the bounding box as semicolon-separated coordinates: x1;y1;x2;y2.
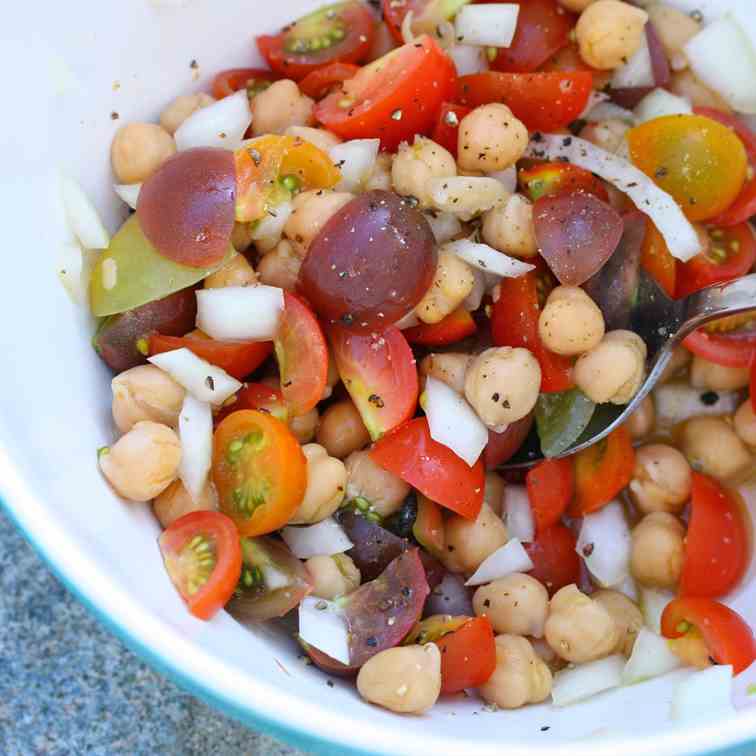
627;114;747;222
212;410;307;537
412;495;445;559
299;62;361;99
159;511;242;620
436;617;496;694
640;221;677;298
404;308;477;346
211;68;278;99
525;524;581;595
526;457;574;534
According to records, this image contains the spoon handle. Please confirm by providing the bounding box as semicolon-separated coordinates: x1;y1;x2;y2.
682;273;756;338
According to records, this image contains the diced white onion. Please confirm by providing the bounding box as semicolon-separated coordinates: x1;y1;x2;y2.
640;586;675;634
611;31;654;89
466;538;533;586
148;348;242;405
250;200;292;243
580;90;610;119
329;139;379;192
262;564;291;591
401;10;417;44
671;665;735;723
615;575;639;603
424;210;462;244
298;596;351;665
525;134;701;261
653;382;740;427
281;518;353;559
429;176;509;220
195;285;284;341
634;89;692;123
622;628;682;685
395;310;420;330
446;239;535;278
425;377;488;466
113;183;142;210
61;176;110;250
551;655;625;707
175;89;251;151
463;267;486;311
178;394;213;503
450;44;489;76
587;101;637;124
454;4;520;47
576;500;631;588
503;485;534;543
57;241;86;305
486;165;518;193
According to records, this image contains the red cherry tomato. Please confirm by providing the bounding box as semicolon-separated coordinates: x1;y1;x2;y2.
456;71;592;133
693;107;756;161
710;178;756;228
381;0;457;43
211;68;278;99
525;524;581;595
299;62;361;99
682;328;756;369
256;1;375;81
215;383;288;426
404;308;476;346
158;511;242;620
519;162;608;203
315;35;457;151
526;458;574;534
436;617;496;693
370;418;485;519
662;598;756;675
431;102;472;158
641;221;677;299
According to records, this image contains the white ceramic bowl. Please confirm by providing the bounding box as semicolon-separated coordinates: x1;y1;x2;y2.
1;2;755;754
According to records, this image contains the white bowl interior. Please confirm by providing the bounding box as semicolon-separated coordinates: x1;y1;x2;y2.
1;2;756;754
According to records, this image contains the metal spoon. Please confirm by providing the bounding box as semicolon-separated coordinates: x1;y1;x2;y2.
503;272;756;469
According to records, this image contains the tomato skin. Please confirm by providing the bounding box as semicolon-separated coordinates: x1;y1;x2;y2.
679;473;749;599
456;71;593;133
641;221;677;299
404;308;476;346
484;413;534;469
519;162;608;203
710;178;756;228
431;102;472;158
525;524;581;595
299;62;361;99
526;458;574;534
572;427;635;516
662;598;756;675
215;383;288;426
682;330;756;369
159;511;242;620
436;617;496;693
693;107;756;161
370;418;485;519
211;68;278;99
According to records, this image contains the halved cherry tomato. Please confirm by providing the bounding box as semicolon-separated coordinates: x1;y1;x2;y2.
662;598;756;675
370;418;485;519
436;617;496;693
526;457;574;534
693;107;756;161
541;42;595;74
519;162;608;203
456;71;593;133
158;511;242;620
315;35;457;151
430;102;472;158
299;62;361;99
256;1;375;81
571;427;635;516
212;410;307;536
525;524;580;595
683;328;756;369
382;0;470;43
641;221;677;298
211;68;278;99
404;308;476;346
329;325;418;440
483;413;534;469
149;333;272;380
275;293;329;417
679;473;749;599
412;494;445;559
627;114;747;222
215;383;288;426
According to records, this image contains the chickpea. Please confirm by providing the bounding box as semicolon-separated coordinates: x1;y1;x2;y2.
289;444;347;524
203;254;257;288
391;136;456;208
428;176;509;220
659;344;692;383
680;416;752;481
305;553;361;600
444;502;508;574
574;330;647;405
316;400;370;459
152;479;217;528
576;0;648;70
580;119;629;154
473;573;549;638
99;421;181;502
284;125;341;153
458;104;528;173
464;347;541;429
479;635;552;710
538;286;605;357
344;450;410;518
289;407;319;444
284;189;354;255
484;472;506;517
365;152;393;192
111;122;176;184
257;240;302;290
159;92;215;135
592;590;643;657
628;444;692;516
627;395;655;440
419;352;472;395
544;584;620;663
415;249;476;325
111;365;185;434
669;69;732;112
734;401;756;447
250;79;314;136
481;194;538;259
690;356;750;391
646;4;701;71
630;512;685;589
357;644;441;714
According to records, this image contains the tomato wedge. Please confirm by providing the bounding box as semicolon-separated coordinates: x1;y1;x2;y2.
382;0;470;43
526;457;574;534
275;293;329;417
412;495;446;559
299;62;361;99
436;617;496;693
370;418;485;519
315;35;457;151
430;102;472;158
679;473;749;599
159;511;242;620
641;221;677;298
456;71;592;133
211;68;278;99
329;325;418;440
571;427;635;515
483;413;534;469
710;178;756;228
525;524;580;595
662;598;756;675
404;308;476;346
519;162;608;203
683;329;756;369
215;383;288;425
212;410;307;536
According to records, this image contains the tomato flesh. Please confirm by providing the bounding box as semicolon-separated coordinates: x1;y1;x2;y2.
525;524;580;595
683;328;756;369
526;457;574;534
211;68;278;99
519;162;608;203
641;221;677;298
404;308;476;346
299;62;361;99
436;617;496;693
215;383;288;426
431;102;472;158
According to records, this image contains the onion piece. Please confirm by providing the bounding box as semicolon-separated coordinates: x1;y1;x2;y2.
395;310;420;330
587;101;636;124
611;31;654;90
653;382;740;427
262;563;291;591
174;90;252;151
446;239;535;278
57;241;86;305
424;210;462;244
551;655;625;707
503;485;534;543
429;176;508;220
640;586;675;634
670;665;735;723
576;500;631;588
450;44;489;76
113;183;142;210
329;139;380;193
148;348;242;405
454;4;520;48
622;628;682;685
401;10;417;44
298;596;351;665
486;165;517;193
178;394;213;503
281;518;354;559
615;575;639;603
425;376;488;466
195;285;284;341
463;268;486;311
634;89;692;123
250;200;292;243
524;134;701;261
61;176;110;250
466;538;533;586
